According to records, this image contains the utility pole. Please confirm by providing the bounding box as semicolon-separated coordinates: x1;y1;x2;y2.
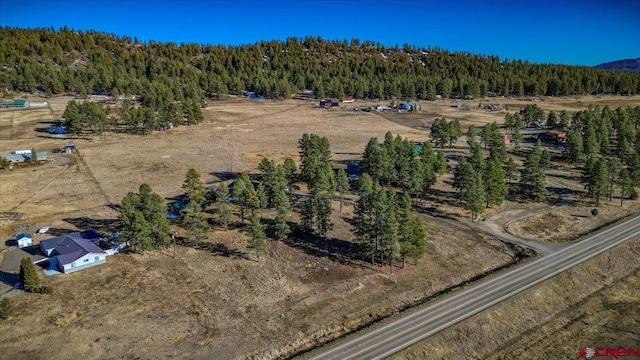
172;231;176;258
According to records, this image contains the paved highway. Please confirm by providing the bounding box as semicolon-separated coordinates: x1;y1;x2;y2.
308;215;640;360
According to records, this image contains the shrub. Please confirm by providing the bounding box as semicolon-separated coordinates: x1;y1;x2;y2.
0;297;14;320
591;208;599;217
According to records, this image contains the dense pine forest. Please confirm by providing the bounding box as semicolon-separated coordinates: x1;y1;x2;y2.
2;26;640;101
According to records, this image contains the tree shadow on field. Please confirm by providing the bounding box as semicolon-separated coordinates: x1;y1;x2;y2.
62;217;119;235
282;227;372;270
175;236;249;260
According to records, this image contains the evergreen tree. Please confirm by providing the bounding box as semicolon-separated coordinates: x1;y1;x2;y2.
586;157;610;207
546;110;558;128
465;170;486;222
119;184;170;252
138;184;172;248
618;167;635;206
448;119;462;147
282;157;298;193
183;201;209;248
336;168;350;213
232;173;251;223
182;168;206;205
466;125;477;148
247;212;266;261
565;129;584;166
430;117;450;149
453;157;475;205
520;141;547;201
607;158;622;201
0;297;14;320
256;181;268;216
215;183;232;230
62;99;82;138
484;157;509;207
505;157;518;183
19;257;40;292
273;189;291;241
435;151;447;176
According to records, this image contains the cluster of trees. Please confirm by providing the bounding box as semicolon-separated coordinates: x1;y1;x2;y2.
430;117;462;149
501;104;640;206
298;133;337;237
62;99;108;137
361;132;446;203
118;184;173;251
2;27;639;100
453;128;511;221
352;177;426;271
62;96;204;137
354;133;429;267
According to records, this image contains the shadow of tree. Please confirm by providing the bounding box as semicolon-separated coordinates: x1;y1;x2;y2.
61;217;119;235
282;227;372;270
175;236;249;260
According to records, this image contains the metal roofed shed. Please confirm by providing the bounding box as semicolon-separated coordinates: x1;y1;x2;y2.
0;99;29;109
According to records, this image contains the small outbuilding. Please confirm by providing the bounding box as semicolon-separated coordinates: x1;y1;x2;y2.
16;233;33;248
0;99;29;109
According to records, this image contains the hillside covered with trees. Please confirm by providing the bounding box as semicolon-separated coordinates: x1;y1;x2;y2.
2;26;640;101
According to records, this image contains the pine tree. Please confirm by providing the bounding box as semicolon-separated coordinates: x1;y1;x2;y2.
466;125;477;148
484;157;509;207
565;129;584;166
336;168;350;213
183;201;209;248
215;183;232;230
232;173;251;223
430;117;450;149
618;167;635;205
273;189;291;241
435;151;447;176
182;168;206;205
465;170;486;221
247;212;266;261
283;157;298;194
19;257;40;292
505;157;518;183
448;119;462;147
520;140;547;201
453;158;475;205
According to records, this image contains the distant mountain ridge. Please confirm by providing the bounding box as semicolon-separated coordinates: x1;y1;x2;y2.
594;58;640;73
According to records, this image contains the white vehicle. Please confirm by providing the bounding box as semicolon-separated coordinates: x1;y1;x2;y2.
37;226;50;234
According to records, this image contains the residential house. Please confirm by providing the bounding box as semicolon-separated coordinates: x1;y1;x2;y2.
39;230;106;273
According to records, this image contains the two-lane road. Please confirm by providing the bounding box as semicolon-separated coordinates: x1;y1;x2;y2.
308;215;640;360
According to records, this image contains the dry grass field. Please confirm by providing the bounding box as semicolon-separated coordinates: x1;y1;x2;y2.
1;94;639;359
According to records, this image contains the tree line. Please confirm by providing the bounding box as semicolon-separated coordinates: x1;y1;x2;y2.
2;27;640;101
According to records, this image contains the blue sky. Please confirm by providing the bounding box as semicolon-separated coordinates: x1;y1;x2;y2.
1;0;639;66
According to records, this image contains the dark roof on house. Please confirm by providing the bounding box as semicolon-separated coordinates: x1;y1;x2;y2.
40;230;105;266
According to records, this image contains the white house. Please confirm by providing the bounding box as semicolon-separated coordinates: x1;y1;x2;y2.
16;233;33;248
39;230;106;273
